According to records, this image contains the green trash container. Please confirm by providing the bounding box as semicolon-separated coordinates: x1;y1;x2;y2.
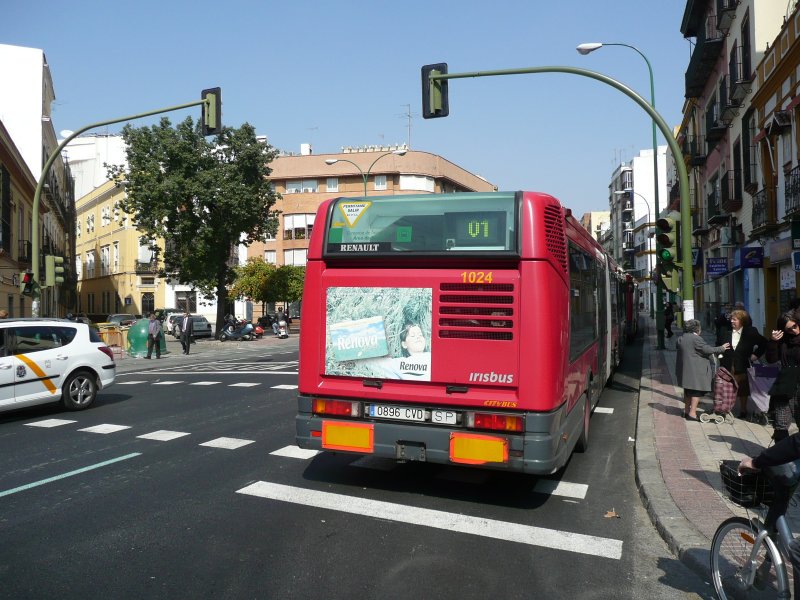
127;319;168;358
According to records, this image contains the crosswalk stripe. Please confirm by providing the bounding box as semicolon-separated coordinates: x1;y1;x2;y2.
594;407;614;414
270;445;320;459
200;437;255;449
271;384;298;390
190;381;221;386
229;383;260;387
533;479;588;500
137;430;191;441
152;381;183;385
237;482;623;560
116;381;147;385
78;424;132;434
25;419;77;428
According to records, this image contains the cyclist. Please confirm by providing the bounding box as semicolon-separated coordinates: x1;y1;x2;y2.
739;433;800;597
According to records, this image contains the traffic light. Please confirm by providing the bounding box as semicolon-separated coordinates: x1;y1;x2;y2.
45;255;64;287
656;213;680;275
421;63;449;119
201;87;222;136
20;271;34;296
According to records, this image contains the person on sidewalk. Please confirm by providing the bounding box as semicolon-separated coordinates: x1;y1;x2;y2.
676;319;730;421
146;313;162;359
739;434;800;599
719;308;767;420
179;311;194;355
664;301;675;338
768;312;800;441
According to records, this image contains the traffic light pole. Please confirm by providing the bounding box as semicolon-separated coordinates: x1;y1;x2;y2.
31;96;216;317
422;64;696;330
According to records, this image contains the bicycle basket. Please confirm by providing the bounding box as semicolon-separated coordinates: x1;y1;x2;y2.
719;460;775;507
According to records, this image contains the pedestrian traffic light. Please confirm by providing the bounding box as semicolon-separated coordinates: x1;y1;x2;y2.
20;271;34;296
201;87;222;136
421;63;449;119
45;255;64;287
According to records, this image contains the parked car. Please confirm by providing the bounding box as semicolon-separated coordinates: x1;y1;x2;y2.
0;318;115;413
172;315;213;338
105;313;143;327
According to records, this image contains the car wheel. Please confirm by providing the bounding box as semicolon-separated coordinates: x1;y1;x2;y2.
62;370;98;410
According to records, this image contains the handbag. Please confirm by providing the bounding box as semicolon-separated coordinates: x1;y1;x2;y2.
747;363;779;412
768;365;800;398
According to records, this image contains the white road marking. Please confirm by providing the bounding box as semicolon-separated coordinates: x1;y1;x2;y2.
533;479;589;500
200;437;255;449
79;424;132;434
124;371;298;376
137;430;191;441
237;482;623;560
594;407;614;414
25;418;77;428
270;445;320;459
271;384;298;390
229;383;260;387
189;381;221;386
116;381;147;385
152;381;183;385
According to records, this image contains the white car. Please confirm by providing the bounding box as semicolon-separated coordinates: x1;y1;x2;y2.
0;319;116;413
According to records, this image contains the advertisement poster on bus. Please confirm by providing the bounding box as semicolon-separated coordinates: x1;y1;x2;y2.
325;287;432;381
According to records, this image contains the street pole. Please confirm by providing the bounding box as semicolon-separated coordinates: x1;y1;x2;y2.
578;42;664;347
616;188;653;319
424;64;694;324
32;97;212;317
325;150;406;197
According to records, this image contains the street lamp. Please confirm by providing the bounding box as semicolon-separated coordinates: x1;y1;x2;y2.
577;41;665;348
325;149;407;197
615;188;654;318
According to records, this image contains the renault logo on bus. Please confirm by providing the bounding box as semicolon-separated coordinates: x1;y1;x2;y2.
468;371;514;384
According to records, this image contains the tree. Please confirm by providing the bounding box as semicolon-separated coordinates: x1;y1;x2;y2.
230;257;276;311
108;117;279;335
268;265;305;309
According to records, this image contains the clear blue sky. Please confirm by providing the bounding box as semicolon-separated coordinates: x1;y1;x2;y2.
6;0;690;217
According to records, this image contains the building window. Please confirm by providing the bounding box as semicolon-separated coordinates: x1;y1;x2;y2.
75;256;82;280
140;277;155;286
301;179;318;193
285;181;302;194
141;292;155;314
284;248;307;266
75;220;81;239
175;291;197;312
88;293;95;313
113;241;119;273
374;175;387;191
100;245;110;276
264;250;277;264
399;174;435;192
101;206;111;226
327;177;338;192
283;213;315;240
86;252;95;278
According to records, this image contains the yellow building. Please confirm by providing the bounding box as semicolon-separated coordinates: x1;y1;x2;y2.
74;179;165;320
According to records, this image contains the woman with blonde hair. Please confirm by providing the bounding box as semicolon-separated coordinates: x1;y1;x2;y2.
719;308;768;420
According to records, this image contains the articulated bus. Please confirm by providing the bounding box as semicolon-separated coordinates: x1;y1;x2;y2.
296;191;630;474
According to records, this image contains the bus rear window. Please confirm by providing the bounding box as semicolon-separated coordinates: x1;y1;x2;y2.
324;193;518;255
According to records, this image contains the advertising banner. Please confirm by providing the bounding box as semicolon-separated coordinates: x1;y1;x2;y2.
325;287;432;381
741;247;764;268
706;257;729;278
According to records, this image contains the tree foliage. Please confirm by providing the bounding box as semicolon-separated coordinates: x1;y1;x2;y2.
108;117;279;332
268;265;305;305
229;257;276;303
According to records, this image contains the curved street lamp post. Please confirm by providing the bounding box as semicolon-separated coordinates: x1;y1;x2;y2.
325;149;407;197
577;42;665;348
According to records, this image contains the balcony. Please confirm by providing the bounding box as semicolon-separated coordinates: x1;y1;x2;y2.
684;14;724;98
719;75;740;125
751;187;778;234
681;134;707;166
17;240;31;264
720;170;743;213
707;189;727;225
135;260;157;274
716;0;739;34
785;165;800;216
706;100;727;144
728;52;750;104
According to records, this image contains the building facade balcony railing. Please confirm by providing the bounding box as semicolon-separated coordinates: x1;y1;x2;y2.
752;187;778;233
785;164;800;216
685;14;724;98
135;260;157;274
17;240;31;264
681;134;707;166
719;75;741;125
728;51;750;103
720;170;743;213
716;0;739;33
706;100;727;143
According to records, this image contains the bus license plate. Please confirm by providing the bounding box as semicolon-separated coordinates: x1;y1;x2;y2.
369;404;426;422
431;410;457;425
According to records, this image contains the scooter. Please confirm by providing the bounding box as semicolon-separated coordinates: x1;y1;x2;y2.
253;324;265;339
219;321;254;341
277;319;289;339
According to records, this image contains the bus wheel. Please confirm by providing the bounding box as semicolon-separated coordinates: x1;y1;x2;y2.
575;395;590;452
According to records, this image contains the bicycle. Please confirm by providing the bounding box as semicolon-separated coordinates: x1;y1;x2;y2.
710;459;800;599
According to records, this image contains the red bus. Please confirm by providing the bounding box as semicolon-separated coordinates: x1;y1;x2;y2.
296;191;629;474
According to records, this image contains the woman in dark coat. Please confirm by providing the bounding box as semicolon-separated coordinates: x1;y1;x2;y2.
719;308;768;419
676;319;730;420
769;312;800;441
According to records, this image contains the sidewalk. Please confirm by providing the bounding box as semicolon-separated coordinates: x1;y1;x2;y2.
636;314;800;580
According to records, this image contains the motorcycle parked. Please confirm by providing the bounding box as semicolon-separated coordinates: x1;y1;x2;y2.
253;324;264;339
219;319;254;342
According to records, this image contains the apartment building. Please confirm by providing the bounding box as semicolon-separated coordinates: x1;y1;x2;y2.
675;0;786;331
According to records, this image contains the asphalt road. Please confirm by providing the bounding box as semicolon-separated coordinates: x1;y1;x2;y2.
0;339;711;599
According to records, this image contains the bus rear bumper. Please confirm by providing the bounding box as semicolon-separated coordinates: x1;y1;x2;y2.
295;396;586;475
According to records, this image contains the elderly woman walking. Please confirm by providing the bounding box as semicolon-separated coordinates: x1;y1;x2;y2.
676;319;731;421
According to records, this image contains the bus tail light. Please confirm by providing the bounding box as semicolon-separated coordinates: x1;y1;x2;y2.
465;412;523;432
313;398;361;417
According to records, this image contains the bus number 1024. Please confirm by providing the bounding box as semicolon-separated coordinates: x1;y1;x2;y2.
460;271;493;284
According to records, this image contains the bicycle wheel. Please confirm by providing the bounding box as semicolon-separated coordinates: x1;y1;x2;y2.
710;516;788;599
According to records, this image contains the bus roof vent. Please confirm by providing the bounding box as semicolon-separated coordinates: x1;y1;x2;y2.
543;205;568;275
